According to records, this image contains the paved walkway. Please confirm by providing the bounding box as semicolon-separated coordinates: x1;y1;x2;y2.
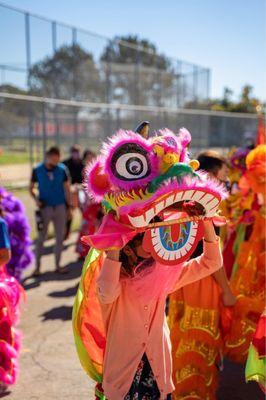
6;234;263;400
8;234;94;400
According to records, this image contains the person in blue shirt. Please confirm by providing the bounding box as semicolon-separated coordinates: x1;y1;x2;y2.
29;146;72;276
0;216;11;267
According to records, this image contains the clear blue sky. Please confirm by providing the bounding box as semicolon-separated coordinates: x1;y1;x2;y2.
1;0;265;101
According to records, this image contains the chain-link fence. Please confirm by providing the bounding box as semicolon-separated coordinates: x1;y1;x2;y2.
0;2;259;179
0;92;258;159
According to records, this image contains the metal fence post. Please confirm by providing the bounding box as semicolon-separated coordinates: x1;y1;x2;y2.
193;65;198;102
116;108;121;130
42;103;47;157
156;59;162;108
135;46;140;105
105;41;112;104
176;60;181;108
163;111;168;127
180;61;185;107
52;20;60;147
206;68;211;100
105;41;112;138
25;12;34;167
72;27;78;144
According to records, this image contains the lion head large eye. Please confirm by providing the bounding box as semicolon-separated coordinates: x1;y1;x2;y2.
111;143;151;181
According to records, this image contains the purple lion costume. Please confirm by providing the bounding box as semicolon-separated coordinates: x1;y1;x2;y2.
0;187;33;389
0;187;33;280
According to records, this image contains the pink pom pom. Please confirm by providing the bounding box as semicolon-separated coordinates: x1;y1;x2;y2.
0;341;18;385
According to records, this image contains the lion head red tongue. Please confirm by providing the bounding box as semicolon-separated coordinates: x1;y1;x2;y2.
142;211;204;265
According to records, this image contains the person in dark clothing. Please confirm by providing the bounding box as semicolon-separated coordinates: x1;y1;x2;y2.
192;150;229;257
82;149;95;165
63;145;84;184
197;150;229;185
76;149;104;259
63;145;84;239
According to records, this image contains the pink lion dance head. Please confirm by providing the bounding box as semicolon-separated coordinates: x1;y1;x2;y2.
84;122;226;264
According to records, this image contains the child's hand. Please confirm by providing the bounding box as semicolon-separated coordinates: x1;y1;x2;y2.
106;249;120;261
203;220;217;242
222;290;237;307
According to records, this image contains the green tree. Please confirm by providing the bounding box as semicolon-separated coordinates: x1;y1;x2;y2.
100;35;174;106
101;35;170;69
185;84;261;114
221;87;233;108
29;44;102;101
209;87;234;112
229;85;259;113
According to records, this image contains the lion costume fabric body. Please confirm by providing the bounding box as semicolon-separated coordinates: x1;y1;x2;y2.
223;145;265;363
72;124;226;398
169;144;266;400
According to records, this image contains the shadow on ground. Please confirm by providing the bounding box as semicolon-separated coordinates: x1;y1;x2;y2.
217;358;264;400
31;238;76;256
22;260;83;291
48;283;79;298
41;305;73;321
0;390;11;398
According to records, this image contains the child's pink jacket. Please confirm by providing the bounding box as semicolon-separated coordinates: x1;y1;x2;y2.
96;239;223;400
